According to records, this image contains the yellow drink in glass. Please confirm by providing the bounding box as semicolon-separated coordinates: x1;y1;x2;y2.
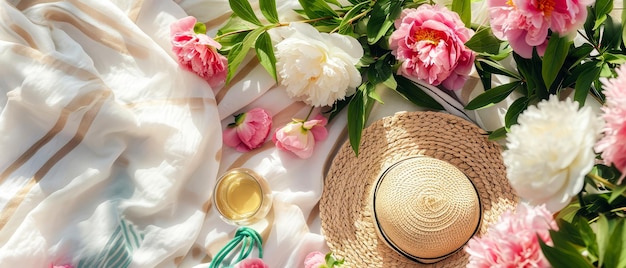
213;168;272;225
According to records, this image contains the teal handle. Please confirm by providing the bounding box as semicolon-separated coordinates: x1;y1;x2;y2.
209;227;263;268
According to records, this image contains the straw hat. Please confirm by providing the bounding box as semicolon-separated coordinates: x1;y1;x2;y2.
320;111;518;267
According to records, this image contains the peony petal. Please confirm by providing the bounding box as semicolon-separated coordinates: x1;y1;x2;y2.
223;127;242;148
170;16;196;36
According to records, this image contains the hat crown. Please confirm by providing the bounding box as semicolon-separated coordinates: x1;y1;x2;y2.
373;156;481;263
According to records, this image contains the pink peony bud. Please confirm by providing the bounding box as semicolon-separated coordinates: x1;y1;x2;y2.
304;251;326;268
273;115;328;159
233;258;269;268
170;16;228;89
49;264;73;268
223;108;273;152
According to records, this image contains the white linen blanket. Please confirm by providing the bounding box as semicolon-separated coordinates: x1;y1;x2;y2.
0;0;511;267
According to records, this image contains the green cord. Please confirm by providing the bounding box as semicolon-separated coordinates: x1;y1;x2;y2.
208;227;264;268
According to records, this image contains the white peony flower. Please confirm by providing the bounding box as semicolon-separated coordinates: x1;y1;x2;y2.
273;22;363;107
503;96;603;212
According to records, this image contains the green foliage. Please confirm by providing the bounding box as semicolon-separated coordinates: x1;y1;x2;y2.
465;81;521;110
366;0;401;44
226;26;269;83
229;0;263;26
324;252;344;267
347;85;368;156
394;75;445;110
451;0;471;27
465;27;506;56
254;32;277;81
542;213;626;268
298;0;338;18
542;34;570;90
260;0;280;23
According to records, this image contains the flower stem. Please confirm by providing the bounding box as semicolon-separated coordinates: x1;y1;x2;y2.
610;207;626;213
304;106;315;121
587;172;626;199
213;17;335;41
330;8;371;33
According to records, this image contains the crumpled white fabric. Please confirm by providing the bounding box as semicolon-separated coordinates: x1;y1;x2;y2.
0;0;220;267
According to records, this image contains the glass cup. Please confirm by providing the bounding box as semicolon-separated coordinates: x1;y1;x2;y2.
213;168;273;226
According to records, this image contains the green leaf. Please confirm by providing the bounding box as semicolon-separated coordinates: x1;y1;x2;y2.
555;219;586;247
348;85;367;156
368;57;396;89
595;0;614;23
487;126;507;140
366;0;400;44
504;96;528;129
542;34;570;89
228;0;262;26
604;218;626;268
569;43;595;65
531;49;549;98
368;87;384;104
451;0;471;27
193;22;207;34
382;73;397;90
600;61;613;77
298;0;338;19
604;52;626;64
556;203;581;222
393;75;445;110
217;16;255;36
217;31;248;52
259;0;280;23
594;14;608;31
584;6;598;42
254;32;277;82
465;81;520;110
600;15;623;50
325;252;334;268
475;58;522;79
574;61;602;107
539;236;595;268
226;26;269;83
597;214;610;267
575;216;599;260
609;184;626;203
337;1;370;34
324;0;343;7
465;27;505;55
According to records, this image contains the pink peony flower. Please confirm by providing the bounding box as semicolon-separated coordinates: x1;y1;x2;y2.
304;251;326;268
233;258;269;268
273;114;328;159
597;65;626;178
170;16;228;89
224;108;273;152
488;0;590;58
49;265;73;268
389;5;475;90
465;203;558;268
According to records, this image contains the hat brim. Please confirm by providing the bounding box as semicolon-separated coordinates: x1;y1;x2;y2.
320;111;519;267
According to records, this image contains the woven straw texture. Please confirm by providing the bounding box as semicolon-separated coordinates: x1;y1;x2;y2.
374;157;481;261
320;111;518;267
